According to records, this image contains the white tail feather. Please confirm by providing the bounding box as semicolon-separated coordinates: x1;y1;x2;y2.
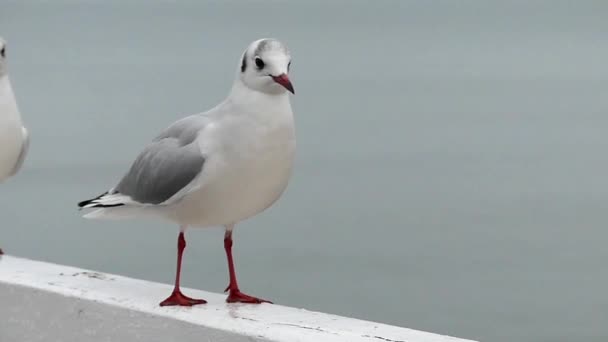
83;206;166;221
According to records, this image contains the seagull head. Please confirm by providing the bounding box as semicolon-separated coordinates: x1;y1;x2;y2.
0;37;7;77
238;38;294;95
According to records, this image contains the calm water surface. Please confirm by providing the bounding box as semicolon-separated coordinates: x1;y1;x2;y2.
1;2;607;341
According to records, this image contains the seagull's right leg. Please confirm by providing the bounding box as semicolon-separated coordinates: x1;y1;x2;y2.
223;226;272;304
160;228;207;306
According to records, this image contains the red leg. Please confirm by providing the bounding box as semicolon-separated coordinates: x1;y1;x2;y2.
160;231;206;306
223;229;272;304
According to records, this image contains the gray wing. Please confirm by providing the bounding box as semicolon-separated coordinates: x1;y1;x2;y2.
10;126;29;177
114;116;207;205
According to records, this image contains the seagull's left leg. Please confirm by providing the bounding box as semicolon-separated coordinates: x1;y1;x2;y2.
223;225;272;304
160;227;207;306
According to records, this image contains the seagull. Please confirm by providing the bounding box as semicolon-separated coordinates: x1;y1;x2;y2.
0;38;29;182
0;37;30;256
78;38;296;306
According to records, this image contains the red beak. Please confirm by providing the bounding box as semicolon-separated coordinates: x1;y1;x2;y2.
271;73;295;94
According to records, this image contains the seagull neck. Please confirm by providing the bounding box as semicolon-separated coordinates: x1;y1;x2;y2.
225;79;290;111
0;75;15;102
0;75;20;122
0;74;9;90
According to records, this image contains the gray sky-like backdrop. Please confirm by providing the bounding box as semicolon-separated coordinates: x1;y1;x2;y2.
1;1;607;341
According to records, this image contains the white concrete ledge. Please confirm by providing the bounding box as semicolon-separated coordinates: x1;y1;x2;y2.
0;255;476;342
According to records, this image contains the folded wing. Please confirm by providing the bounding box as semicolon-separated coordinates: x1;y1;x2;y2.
79;116;208;209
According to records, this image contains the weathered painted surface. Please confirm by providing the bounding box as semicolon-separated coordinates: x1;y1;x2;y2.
0;256;476;342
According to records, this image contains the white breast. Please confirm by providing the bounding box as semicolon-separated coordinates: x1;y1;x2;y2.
173;97;296;227
0;76;25;181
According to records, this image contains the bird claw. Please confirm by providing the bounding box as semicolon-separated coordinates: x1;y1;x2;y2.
159;290;207;307
226;289;272;304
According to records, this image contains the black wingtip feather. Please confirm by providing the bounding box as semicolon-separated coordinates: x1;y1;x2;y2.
78;192;116;209
95;203;125;208
77;199;93;208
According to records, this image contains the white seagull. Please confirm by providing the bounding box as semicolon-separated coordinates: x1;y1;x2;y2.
0;37;30;256
79;38;296;306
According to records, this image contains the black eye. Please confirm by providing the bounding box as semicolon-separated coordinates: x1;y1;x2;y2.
255;57;265;69
288;61;291;71
0;47;5;58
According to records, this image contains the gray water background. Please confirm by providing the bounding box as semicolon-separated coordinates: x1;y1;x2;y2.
1;1;607;341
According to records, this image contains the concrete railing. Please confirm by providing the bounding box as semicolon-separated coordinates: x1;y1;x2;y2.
0;255;476;342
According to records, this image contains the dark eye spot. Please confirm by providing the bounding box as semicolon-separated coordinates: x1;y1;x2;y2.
288;61;291;72
240;54;247;72
0;47;5;58
255;57;265;69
